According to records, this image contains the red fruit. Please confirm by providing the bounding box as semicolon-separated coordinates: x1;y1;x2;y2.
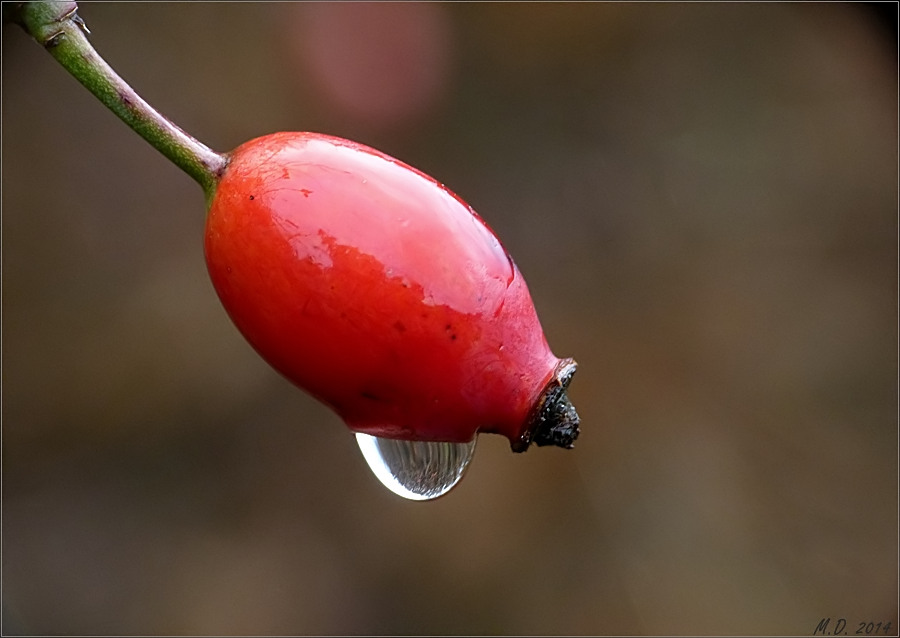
204;132;578;450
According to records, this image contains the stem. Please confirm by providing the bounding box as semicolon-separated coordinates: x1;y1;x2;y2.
11;1;227;199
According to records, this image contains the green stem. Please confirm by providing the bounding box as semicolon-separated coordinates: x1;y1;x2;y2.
11;1;227;199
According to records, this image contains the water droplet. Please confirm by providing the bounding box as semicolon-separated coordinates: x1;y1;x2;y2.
355;433;476;501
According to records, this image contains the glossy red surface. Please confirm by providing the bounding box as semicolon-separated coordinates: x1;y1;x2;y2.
205;132;561;443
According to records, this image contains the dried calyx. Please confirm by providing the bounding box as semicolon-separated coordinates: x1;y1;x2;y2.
513;358;580;453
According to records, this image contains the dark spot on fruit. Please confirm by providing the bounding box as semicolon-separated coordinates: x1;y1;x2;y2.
249;195;255;200
361;391;381;401
300;188;313;198
393;320;406;333
450;334;457;341
445;324;452;331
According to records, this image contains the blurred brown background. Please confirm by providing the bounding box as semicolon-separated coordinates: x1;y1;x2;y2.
2;2;897;635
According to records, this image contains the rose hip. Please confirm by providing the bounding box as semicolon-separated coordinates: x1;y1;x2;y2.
205;132;579;450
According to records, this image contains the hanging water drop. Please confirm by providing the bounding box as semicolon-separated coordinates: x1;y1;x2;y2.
356;433;477;501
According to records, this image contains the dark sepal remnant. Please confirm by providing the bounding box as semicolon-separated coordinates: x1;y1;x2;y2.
512;358;581;453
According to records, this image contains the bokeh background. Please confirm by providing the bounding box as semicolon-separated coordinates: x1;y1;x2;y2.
2;2;897;635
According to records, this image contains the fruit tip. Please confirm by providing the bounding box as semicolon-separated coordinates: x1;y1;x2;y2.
512;358;581;453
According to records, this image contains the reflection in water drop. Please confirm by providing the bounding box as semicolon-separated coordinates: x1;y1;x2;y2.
356;433;477;501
